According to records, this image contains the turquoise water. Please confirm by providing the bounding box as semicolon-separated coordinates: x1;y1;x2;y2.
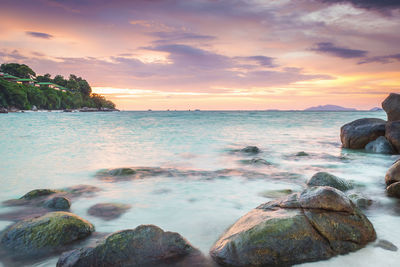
0;111;399;266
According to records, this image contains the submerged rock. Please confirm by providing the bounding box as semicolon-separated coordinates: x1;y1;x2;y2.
239;157;271;166
87;203;131;220
307;172;353;192
20;189;61;200
340;118;386;149
374;239;398;252
296;151;309;156
385;121;400;153
382;93;400;122
0;212;94;256
259;189;293;198
57;225;198;267
385;160;400;186
210;186;376;267
240;146;260;154
365;136;395;154
348;193;373;209
44;196;71;210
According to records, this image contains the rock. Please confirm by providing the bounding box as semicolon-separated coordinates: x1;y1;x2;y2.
296;151;309;156
0;107;8;113
374;239;398;252
239;157;271;166
57;225;197;267
259;189;293;198
20;189;60;200
87;203;131;220
348;193;373;209
385;160;400;186
0;212;94;256
240;146;260;154
385;121;400;153
62;185;101;196
365;136;395;154
387;182;400;198
307;172;353;192
44;196;71;210
382;93;400;122
210;186;376;267
340;118;386;149
31;105;38;111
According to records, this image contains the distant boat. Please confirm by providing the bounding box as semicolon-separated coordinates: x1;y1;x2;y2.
370;107;383;111
304;105;357;111
148;109;152;111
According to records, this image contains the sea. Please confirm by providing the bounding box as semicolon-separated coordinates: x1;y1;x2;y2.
0;110;399;266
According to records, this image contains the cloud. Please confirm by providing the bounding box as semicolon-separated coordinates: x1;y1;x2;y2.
26;31;53;39
234;56;277;68
150;31;216;44
310;42;368;58
358;53;400;64
320;0;400;10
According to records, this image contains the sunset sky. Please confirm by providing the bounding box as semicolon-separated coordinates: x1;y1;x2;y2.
1;0;399;110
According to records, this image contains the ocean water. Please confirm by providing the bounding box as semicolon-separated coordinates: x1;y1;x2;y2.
0;111;399;266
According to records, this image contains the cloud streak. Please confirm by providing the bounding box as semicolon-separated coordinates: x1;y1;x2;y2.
311;42;368;58
25;31;53;39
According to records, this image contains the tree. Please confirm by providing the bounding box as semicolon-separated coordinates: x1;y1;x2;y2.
0;63;36;78
36;73;52;82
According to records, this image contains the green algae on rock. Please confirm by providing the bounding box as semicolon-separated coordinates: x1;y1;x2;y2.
57;225;198;267
0;212;94;256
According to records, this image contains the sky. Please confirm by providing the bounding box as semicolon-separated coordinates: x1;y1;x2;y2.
1;0;399;110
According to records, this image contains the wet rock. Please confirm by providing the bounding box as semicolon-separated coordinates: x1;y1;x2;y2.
240;146;260;154
21;189;60;200
44;196;71;210
259;189;293;198
0;107;8;113
365;136;395;154
387;182;400;198
374;239;398;252
96;167;172;181
62;185;101;197
0;212;94;256
348;193;373;209
340;118;386;149
87;203;131;220
385;160;400;186
307;172;353;192
382;93;400;122
239;157;271;166
210;186;376;267
385;121;400;153
296;151;309;156
57;225;198;267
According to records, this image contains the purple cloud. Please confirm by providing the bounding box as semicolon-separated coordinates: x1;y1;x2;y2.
26;31;53;39
311;42;368;58
358;53;400;64
321;0;400;10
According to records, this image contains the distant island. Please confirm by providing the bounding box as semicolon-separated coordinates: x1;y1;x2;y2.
370;107;383;111
0;63;117;112
304;104;357;111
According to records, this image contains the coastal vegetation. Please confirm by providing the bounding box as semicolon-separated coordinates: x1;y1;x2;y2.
0;63;115;110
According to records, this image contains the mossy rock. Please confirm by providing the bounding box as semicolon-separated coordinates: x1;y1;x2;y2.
307;172;353;192
0;212;94;256
44;196;71;210
20;189;62;200
57;225;197;267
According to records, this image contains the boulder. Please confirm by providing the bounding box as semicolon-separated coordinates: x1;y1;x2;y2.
307;172;353;192
340;118;386;149
240;146;260;154
387;182;400;198
382;93;400;122
296;151;309;156
44;196;71;210
348;193;373;209
385;160;400;186
20;189;60;200
239;158;271;166
57;225;197;267
87;203;131;220
365;136;395;154
0;212;94;256
210;186;376;267
385;121;400;153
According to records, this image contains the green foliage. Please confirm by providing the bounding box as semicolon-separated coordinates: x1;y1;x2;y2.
0;62;115;110
0;63;36;78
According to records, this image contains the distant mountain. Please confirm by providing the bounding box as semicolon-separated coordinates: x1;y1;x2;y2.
370;107;383;111
304;105;357;111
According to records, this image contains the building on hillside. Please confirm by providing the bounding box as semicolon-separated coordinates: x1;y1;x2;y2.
36;82;68;92
2;74;19;82
16;78;36;85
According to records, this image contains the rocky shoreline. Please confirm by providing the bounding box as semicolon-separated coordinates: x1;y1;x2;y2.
0;93;399;266
0;106;120;113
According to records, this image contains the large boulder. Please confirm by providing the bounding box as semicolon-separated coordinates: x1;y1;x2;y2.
57;225;197;267
0;212;94;256
365;136;395;154
385;121;400;153
387;182;400;198
306;172;353;192
340;118;386;149
210;186;376;267
382;93;400;122
385;160;400;186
